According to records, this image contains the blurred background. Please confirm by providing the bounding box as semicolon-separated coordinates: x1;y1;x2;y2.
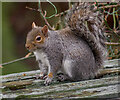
2;2;68;75
2;2;120;75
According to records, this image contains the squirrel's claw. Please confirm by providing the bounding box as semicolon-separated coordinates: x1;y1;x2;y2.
43;75;47;80
39;72;45;79
44;77;53;86
44;72;53;85
35;72;46;80
57;74;67;82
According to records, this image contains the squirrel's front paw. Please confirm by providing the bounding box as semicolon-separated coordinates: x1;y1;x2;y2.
44;72;53;86
35;72;46;79
39;72;45;79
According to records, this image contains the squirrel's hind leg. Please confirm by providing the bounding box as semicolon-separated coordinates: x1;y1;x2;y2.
56;61;74;82
62;58;91;81
62;59;77;81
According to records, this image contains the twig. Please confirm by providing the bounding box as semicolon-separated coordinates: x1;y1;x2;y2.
55;3;119;17
94;4;120;12
99;4;120;9
104;19;120;38
25;52;32;58
42;11;54;30
113;8;116;30
0;65;3;68
38;2;54;30
26;6;54;30
105;42;120;46
26;6;37;11
1;55;35;66
55;10;69;17
116;30;120;35
105;8;111;20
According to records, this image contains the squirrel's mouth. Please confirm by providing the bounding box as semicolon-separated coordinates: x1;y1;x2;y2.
26;46;37;52
25;43;37;52
27;48;37;52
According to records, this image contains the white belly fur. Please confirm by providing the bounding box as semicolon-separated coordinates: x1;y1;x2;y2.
34;50;51;71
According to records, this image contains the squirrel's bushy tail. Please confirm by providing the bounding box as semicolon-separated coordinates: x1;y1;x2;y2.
66;2;106;70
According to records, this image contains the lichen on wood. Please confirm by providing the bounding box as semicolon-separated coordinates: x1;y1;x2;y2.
1;59;120;99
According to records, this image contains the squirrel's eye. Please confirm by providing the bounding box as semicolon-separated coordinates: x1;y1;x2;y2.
36;36;42;42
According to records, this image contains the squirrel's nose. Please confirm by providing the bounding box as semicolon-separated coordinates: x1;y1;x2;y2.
25;44;31;49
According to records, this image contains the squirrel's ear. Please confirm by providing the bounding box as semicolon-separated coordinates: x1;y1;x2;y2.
42;25;48;37
32;22;37;28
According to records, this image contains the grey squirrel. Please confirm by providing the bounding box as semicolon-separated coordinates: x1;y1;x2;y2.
25;2;106;85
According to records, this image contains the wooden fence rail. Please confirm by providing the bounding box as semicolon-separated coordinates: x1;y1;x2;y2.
1;59;120;99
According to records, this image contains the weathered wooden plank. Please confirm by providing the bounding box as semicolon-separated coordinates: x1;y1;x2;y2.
2;76;120;98
2;79;34;90
1;59;120;83
1;59;120;99
98;67;120;77
104;59;120;68
32;84;119;99
1;70;41;83
1;67;120;84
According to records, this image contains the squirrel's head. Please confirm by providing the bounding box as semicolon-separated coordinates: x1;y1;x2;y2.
25;22;48;52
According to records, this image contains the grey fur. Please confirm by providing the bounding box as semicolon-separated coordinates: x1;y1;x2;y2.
66;2;106;70
26;3;106;85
